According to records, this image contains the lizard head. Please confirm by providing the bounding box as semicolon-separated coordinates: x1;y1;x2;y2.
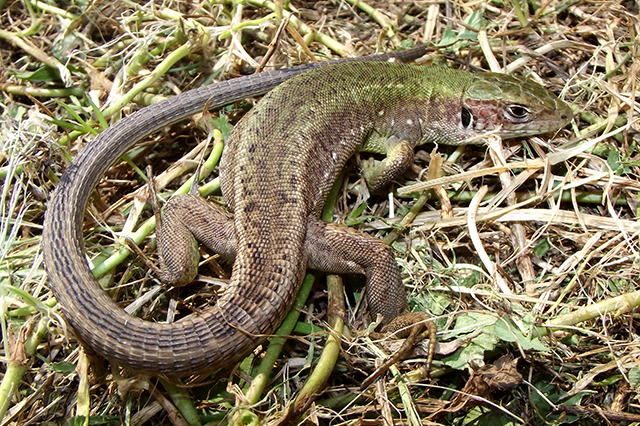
461;72;573;142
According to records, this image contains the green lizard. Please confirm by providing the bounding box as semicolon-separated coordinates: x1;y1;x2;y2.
43;48;572;376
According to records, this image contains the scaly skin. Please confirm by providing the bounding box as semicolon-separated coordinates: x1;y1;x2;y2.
43;49;571;376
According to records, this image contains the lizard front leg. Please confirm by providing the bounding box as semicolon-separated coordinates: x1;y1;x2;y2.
361;136;415;192
359;134;438;377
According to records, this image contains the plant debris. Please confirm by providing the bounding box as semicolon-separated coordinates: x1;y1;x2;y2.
1;1;639;425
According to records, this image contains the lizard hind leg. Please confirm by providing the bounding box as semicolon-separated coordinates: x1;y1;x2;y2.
304;218;406;325
147;168;237;287
304;218;438;382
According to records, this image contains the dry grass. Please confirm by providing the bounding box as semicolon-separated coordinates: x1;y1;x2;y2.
1;0;639;425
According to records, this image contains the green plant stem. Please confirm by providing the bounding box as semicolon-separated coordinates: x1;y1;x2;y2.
219;13;276;40
511;0;529;27
245;0;347;55
395;189;627;206
161;379;201;426
0;29;70;85
383;191;431;245
58;14;209;146
241;273;317;405
548;290;640;328
76;351;90;426
27;0;76;19
277;173;347;420
364;338;422;425
343;0;395;37
101;39;204;119
91;141;223;278
0;317;48;421
18;0;41;37
288;274;344;418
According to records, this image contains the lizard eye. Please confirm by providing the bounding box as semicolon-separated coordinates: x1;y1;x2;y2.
505;104;531;121
461;106;472;128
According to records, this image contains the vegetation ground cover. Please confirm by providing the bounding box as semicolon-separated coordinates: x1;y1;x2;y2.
1;1;639;425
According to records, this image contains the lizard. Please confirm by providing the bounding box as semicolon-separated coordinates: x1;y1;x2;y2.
42;45;572;377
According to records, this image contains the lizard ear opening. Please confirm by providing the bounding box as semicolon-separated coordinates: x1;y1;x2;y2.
461;106;472;128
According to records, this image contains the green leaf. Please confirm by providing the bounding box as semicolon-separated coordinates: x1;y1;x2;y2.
49;361;77;373
443;341;487;370
43;116;90;133
594;374;623;386
459;9;487;40
607;148;620;172
442;313;500;370
522;312;537;330
466;9;488;28
86;94;108;131
471;325;500;351
461;406;519;426
494;317;548;351
217;108;233;139
71;416;120;426
460;270;482;287
533;238;551;257
68;416;87;426
52;100;98;135
438;27;458;46
349;202;368;220
629;366;640;387
530;381;585;423
411;290;450;317
12;67;61;82
450;312;498;337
